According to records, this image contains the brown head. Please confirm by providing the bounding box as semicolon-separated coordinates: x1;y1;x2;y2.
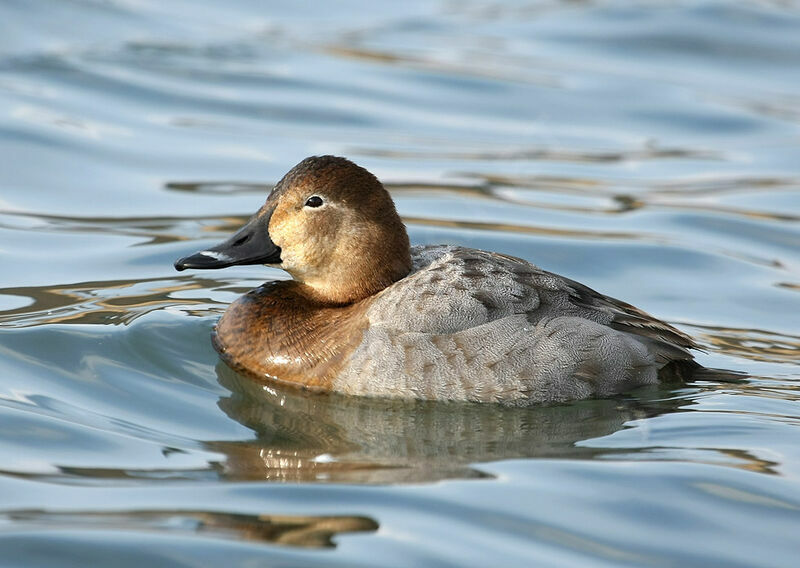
175;156;412;305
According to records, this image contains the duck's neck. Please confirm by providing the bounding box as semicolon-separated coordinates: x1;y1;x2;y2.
213;281;369;391
291;223;412;305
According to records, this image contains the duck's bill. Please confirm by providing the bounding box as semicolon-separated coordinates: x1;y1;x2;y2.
174;214;282;271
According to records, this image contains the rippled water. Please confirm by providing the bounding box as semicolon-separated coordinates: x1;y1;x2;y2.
1;1;799;566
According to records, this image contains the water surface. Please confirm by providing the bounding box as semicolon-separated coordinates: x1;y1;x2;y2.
1;1;799;566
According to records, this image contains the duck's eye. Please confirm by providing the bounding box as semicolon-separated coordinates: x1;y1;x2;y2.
304;195;324;208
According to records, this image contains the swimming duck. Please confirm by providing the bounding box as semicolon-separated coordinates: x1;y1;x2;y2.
175;155;699;404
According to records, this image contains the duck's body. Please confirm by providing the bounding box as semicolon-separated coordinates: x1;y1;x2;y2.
177;156;699;405
213;245;696;404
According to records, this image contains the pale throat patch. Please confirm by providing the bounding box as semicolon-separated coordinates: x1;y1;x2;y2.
200;250;231;261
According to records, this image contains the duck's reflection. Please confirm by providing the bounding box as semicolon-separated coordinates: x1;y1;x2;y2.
207;362;683;484
5;509;377;549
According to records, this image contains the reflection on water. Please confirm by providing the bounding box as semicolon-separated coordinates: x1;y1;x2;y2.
211;363;673;483
0;277;229;327
166;181;271;195
3;509;377;549
686;323;800;365
353;144;722;163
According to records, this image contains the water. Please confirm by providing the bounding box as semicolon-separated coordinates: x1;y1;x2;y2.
1;1;799;566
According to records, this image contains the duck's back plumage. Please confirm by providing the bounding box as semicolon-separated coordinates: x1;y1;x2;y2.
335;246;697;404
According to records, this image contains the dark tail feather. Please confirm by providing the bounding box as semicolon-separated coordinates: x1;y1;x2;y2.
689;366;749;384
659;361;747;384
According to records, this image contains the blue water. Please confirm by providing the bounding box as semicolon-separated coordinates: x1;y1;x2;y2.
1;1;799;566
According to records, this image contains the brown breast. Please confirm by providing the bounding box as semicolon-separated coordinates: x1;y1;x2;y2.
212;281;369;391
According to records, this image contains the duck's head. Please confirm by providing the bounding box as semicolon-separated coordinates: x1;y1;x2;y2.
175;156;412;305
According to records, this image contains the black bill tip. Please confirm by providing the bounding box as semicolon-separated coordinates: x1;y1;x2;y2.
174;250;234;271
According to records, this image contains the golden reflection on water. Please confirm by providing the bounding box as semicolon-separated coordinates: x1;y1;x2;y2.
402;215;645;240
0;277;235;328
322;45;559;86
685;323;800;365
3;509;378;549
719;449;781;475
0;211;197;246
394;173;800;223
609;447;781;475
352;144;721;163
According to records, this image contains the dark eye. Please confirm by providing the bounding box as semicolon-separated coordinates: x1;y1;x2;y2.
304;195;324;208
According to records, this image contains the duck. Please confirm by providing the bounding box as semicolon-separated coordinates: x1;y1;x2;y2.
175;155;700;405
